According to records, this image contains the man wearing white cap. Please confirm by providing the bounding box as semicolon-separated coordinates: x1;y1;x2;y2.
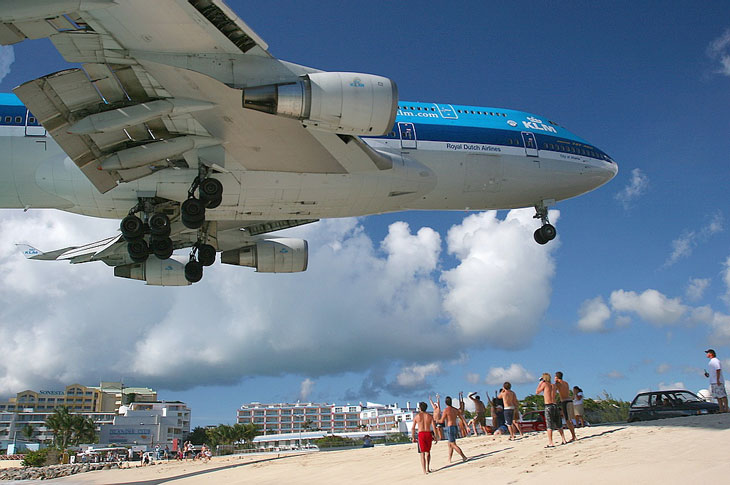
705;349;728;412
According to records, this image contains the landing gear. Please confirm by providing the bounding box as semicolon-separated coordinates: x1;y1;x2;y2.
533;203;557;245
184;243;217;283
120;201;176;262
181;173;223;229
127;239;149;262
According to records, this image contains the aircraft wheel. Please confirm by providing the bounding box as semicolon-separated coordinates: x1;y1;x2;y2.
151;237;174;260
540;224;557;241
121;215;144;241
534;228;548;245
185;260;203;283
181;198;205;229
199;178;223;208
149;213;171;237
198;244;216;266
128;239;149;262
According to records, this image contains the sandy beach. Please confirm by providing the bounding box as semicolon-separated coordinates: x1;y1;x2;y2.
4;413;730;484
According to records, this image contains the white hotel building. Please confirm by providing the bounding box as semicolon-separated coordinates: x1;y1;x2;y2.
236;402;362;434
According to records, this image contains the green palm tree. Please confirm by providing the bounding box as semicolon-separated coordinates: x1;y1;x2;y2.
45;406;74;449
22;424;34;441
70;415;97;445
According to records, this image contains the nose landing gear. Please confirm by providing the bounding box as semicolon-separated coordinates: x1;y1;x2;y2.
533;204;557;245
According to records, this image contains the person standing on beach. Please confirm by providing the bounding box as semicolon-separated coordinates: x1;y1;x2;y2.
412;401;438;474
429;394;444;440
536;373;566;447
457;392;470;437
555;372;577;442
468;392;489;435
498;383;519;440
573;386;585;427
440;396;468;463
705;349;728;412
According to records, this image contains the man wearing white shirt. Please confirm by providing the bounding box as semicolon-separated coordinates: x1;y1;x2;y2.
705;349;728;412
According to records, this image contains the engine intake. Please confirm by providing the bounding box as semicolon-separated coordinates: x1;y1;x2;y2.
220;238;308;273
114;257;190;286
242;72;398;136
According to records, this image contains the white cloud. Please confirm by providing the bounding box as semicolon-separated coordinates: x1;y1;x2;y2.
442;209;559;349
614;168;648;209
658;381;685;391
686;278;710;302
0;46;14;84
394;362;442;389
484;364;535;385
615;315;632;327
299;378;315;401
610;289;687;325
664;213;724;267
656;363;671;374
466;373;480;385
722;256;730;307
577;296;612;332
605;370;625;380
708;28;730;77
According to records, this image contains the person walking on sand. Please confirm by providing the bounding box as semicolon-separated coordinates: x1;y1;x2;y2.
555;372;577;442
536;373;566;447
440;396;468;463
705;349;728;412
499;382;519;440
573;386;586;427
412;401;438;474
429;394;444;440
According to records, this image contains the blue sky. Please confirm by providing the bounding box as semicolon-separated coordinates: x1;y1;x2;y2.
1;1;729;426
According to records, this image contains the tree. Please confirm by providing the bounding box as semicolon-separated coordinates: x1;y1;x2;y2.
124;392;138;405
22;424;34;441
45;407;97;449
185;426;208;445
520;394;545;412
70;415;97;445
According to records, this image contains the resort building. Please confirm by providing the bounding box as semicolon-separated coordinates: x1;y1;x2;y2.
0;410;118;445
0;381;157;414
236;402;363;434
359;403;416;432
98;401;191;447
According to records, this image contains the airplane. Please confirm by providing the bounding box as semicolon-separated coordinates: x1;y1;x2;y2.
0;0;617;286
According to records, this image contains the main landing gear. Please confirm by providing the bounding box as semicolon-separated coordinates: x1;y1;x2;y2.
181;175;223;230
120;202;174;262
533;204;557;245
184;242;216;283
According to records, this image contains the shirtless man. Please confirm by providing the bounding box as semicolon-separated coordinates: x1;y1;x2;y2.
429;394;443;440
457;392;470;437
440;396;468;463
555;371;577;442
536;373;566;447
498;382;519;440
412;401;438;474
468;392;489;435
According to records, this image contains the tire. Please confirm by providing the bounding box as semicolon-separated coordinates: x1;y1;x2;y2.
534;228;548;245
204;195;222;209
120;215;144;241
199;178;223;202
540;223;557;241
181;198;205;221
148;213;171;237
185;261;203;283
151;237;174;260
127;239;149;262
198;244;216;266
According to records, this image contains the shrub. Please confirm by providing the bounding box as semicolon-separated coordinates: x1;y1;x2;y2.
21;449;49;467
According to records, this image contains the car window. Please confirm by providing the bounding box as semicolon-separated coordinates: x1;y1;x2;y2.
632;394;650;407
673;391;700;403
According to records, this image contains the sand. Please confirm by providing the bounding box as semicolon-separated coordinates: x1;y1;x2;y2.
6;413;730;484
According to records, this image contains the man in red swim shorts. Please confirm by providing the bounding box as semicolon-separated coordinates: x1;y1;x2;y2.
412;401;438;474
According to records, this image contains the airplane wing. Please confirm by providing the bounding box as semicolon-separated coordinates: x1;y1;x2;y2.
0;0;392;194
17;235;127;265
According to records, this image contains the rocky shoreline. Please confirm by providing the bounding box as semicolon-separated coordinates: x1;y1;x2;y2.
0;462;125;481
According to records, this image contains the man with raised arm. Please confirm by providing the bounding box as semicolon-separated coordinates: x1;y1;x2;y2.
440;396;468;463
536;373;566;447
412;401;438;474
554;371;577;442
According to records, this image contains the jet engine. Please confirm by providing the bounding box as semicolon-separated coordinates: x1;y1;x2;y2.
242;72;398;136
113;257;190;286
220;238;308;273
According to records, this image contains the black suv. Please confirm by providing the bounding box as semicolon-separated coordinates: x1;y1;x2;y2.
628;389;719;422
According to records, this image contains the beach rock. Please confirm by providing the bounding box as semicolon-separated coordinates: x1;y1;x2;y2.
0;461;127;481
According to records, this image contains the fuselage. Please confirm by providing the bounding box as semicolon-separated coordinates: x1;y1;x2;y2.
0;93;617;220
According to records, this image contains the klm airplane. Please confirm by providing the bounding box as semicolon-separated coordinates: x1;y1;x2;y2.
0;0;617;286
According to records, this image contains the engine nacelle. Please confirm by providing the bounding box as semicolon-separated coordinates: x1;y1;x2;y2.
113;257;190;286
242;72;398;136
220;238;308;273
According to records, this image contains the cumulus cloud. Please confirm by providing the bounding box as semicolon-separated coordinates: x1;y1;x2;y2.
656;363;671;374
299;378;315;401
484;364;535;386
604;370;625;380
442;209;559;349
577;296;612;332
614;168;648;209
0;208;560;396
708;28;730;77
664;213;724;267
658;381;685;391
0;46;14;84
686;278;710;302
610;289;687;325
466;373;480;384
